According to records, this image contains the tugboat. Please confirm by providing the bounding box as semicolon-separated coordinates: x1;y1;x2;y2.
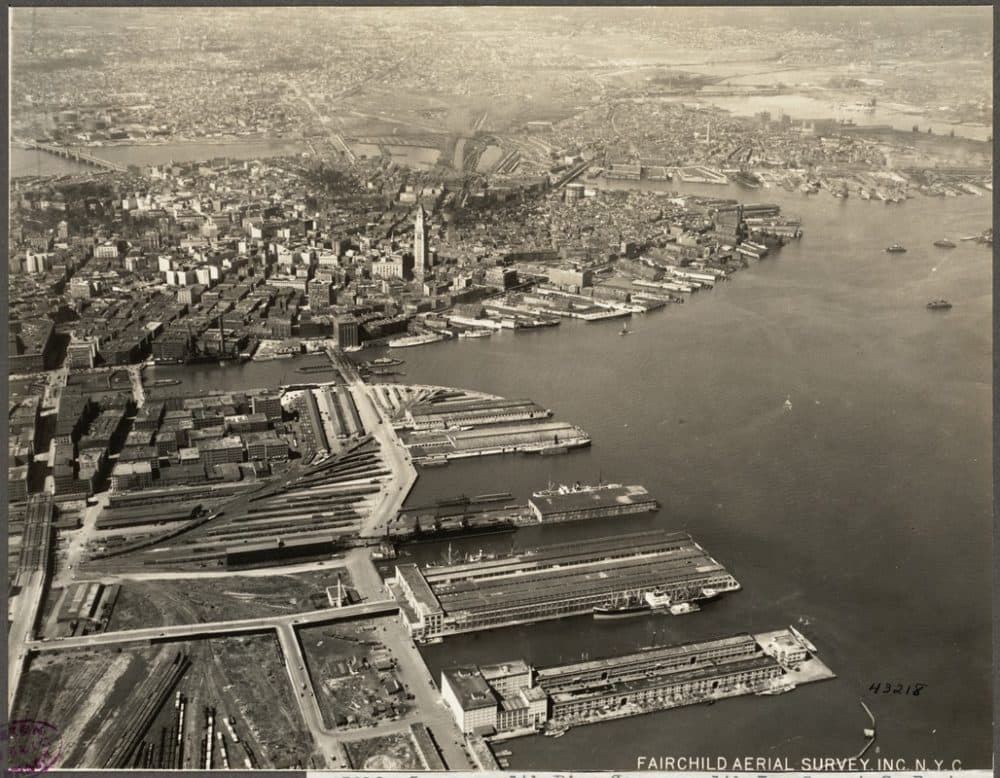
933;238;957;248
885;243;907;253
926;299;953;310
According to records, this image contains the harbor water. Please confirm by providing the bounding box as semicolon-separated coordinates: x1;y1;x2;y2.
383;186;993;769
111;181;994;767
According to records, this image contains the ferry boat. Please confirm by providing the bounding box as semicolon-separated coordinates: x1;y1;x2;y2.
926;299;953;310
933;238;956;248
885;243;907;253
458;329;492;339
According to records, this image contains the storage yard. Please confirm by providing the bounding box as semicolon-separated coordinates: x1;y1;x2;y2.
299;618;412;731
391;530;740;640
12;637;316;769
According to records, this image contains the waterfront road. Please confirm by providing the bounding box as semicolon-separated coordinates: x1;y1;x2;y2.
331;348;418;539
8;569;45;713
26;599;398;652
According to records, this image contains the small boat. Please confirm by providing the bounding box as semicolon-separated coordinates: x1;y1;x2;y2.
458;329;492;339
668;602;700;615
756;684;796;696
885;243;907;253
933;238;956;248
620;323;630;336
926;299;953;310
784;396;793;411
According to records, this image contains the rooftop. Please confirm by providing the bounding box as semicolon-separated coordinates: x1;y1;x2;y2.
529;484;654;515
441;667;498;712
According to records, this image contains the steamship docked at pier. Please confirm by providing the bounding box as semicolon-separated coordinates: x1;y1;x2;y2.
390;529;741;641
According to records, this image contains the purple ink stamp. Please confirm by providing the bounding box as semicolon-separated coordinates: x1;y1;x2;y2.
2;719;61;775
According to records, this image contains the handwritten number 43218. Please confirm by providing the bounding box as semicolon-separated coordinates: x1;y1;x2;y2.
869;682;926;696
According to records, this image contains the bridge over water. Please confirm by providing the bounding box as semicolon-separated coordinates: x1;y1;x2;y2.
15;139;131;174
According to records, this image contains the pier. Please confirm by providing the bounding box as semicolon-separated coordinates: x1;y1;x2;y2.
390;530;741;641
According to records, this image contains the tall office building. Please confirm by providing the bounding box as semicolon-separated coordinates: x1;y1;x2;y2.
413;205;429;281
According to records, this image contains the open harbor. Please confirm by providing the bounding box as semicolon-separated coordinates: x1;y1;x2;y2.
382;185;991;767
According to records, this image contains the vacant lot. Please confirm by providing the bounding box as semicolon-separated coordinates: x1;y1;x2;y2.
107;568;352;630
345;731;423;770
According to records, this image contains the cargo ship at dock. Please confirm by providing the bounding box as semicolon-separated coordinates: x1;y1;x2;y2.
593;591;652;619
388;333;445;348
391;529;741;641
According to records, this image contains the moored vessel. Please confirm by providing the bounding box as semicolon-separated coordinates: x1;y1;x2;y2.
388;333;444;348
593;591;651;619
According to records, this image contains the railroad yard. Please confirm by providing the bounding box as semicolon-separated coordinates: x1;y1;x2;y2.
13;637;317;769
79;436;392;573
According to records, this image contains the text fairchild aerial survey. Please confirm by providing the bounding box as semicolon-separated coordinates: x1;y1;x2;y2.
5;5;993;774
